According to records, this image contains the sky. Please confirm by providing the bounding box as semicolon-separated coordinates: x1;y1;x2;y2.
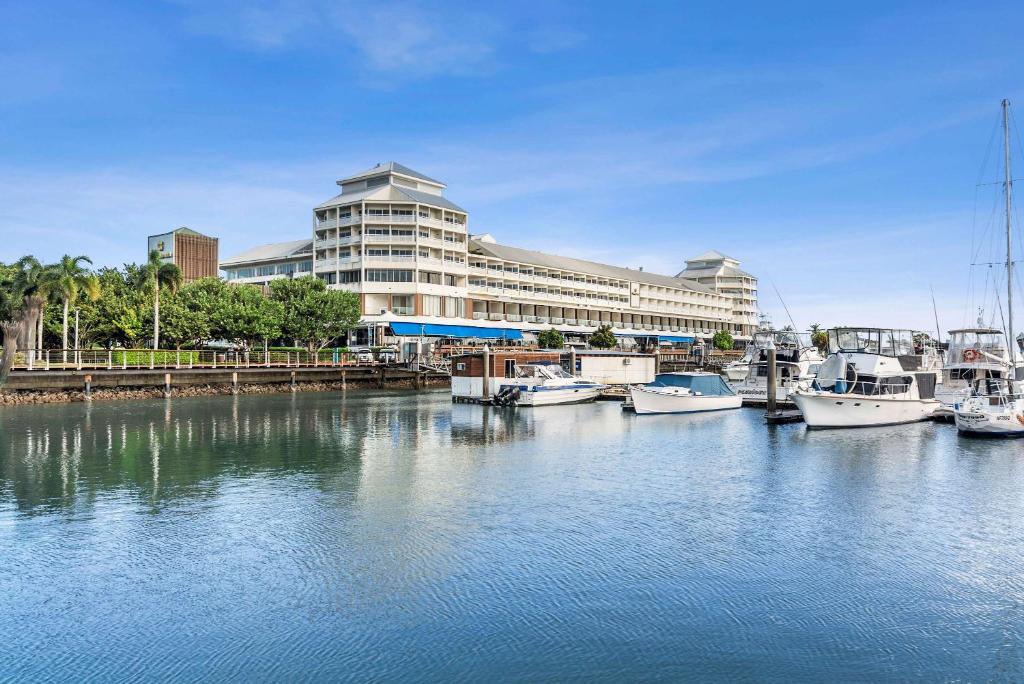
3;0;1024;332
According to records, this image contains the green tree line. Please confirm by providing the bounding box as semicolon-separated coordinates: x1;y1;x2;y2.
1;251;360;381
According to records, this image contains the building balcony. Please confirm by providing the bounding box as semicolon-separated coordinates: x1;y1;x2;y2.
314;256;360;271
506;314;523;322
364;255;416;265
364;213;416;225
487;313;503;321
363;234;417;244
472;312;487;320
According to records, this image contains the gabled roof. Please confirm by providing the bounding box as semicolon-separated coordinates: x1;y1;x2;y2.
468;239;720;295
687;250;737;263
315;184;465;212
338;162;444;187
220;239;312;267
677;264;755;279
148;226;216;240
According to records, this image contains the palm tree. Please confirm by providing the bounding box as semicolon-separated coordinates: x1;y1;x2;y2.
51;255;100;364
138;250;182;350
11;256;50;364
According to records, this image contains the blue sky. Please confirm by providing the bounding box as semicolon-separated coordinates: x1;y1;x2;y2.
3;1;1024;331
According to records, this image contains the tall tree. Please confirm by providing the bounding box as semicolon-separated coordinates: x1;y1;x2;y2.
269;277;360;352
137;250;182;350
588;324;616;349
50;255;100;363
11;256;50;361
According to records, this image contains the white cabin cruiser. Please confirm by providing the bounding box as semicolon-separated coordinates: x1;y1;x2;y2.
497;363;606;407
729;330;824;404
934;327;1019;417
952;101;1024;436
627;372;742;414
790;328;941;428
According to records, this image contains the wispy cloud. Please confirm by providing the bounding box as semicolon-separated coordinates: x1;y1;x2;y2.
171;0;578;80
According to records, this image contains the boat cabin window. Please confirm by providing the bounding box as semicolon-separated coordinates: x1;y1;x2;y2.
542;365;573;379
515;365;539;378
830;328;915;357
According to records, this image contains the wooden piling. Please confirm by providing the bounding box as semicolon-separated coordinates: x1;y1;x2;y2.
482;345;491;402
766;347;777;417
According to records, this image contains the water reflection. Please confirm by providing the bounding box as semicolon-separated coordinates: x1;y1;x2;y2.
1;393;1024;682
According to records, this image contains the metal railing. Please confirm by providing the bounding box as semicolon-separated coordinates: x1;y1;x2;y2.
10;348;376;371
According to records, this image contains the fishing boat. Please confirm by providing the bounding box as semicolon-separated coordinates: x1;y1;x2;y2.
953;99;1024;436
626;372;742;414
722;316;774;381
499;363;607;407
790;328;941;428
728;329;824;405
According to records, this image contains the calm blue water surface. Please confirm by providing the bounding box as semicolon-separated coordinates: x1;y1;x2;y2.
1;390;1023;682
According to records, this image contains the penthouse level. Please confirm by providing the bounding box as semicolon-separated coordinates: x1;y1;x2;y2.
220;162;758;344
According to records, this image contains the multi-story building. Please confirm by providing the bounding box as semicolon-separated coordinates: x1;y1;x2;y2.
221;239;313;287
677;251;759;334
147;227;219;282
226;162;757;346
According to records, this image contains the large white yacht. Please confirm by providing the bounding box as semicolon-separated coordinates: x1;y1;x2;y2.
790;328;941;428
728;330;824;404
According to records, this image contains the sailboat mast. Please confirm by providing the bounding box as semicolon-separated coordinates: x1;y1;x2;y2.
1003;98;1014;358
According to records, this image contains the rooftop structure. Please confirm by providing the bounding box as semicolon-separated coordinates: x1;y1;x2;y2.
147;227;219;282
221;239;313;287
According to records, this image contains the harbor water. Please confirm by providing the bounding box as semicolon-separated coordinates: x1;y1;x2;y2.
1;390;1023;681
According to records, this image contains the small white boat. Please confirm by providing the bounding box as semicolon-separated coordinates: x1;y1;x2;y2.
627;372;742;414
498;363;606;407
953;378;1024;436
791;328;941;428
729;330;824;404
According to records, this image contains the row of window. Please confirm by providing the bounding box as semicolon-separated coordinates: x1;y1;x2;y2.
224;261;313;280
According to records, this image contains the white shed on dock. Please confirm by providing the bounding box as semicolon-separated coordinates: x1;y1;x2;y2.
570;351;656;386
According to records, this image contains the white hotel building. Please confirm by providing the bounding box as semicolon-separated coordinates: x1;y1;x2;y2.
220;162;758;346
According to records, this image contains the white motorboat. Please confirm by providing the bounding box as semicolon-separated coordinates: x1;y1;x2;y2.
791;328;941;428
722;319;775;381
952;100;1024;436
728;330;824;404
497;363;606;407
934;327;1018;417
953;378;1024;436
627;372;742;414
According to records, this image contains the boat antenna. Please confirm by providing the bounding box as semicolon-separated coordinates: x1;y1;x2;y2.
770;280;798;331
1003;98;1015;365
929;284;942;343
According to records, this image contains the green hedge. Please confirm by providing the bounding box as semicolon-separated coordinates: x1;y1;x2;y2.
111;350;200;365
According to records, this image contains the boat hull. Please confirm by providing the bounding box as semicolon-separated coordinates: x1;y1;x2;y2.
953;399;1024;436
791;392;940;428
629;386;742;414
516;385;604;406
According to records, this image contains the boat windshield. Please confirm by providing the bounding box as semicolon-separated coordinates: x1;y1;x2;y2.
539;365;573;379
830;328;915;356
946;329;1008;365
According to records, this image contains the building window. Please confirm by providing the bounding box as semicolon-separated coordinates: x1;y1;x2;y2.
297;261;312;272
367;269;413;282
444;274;457;287
419;271;442;285
338;270;361;283
444;297;465;318
391;295;414;315
422;295;442;316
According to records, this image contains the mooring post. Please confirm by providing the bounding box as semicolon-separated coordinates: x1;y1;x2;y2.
570;347;577;376
341;369;346;391
482;345;491;402
378;366;386;389
654;347;661;375
231;371;239;395
766;346;777;417
84;374;92;401
164;372;172;398
290;370;296;392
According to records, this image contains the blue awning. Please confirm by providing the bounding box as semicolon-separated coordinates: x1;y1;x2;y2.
659;335;695;343
389;322;523;340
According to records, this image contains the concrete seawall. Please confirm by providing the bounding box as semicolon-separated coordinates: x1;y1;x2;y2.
1;366;450;405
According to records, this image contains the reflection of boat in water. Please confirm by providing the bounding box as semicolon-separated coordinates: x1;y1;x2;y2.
499;363;606;407
728;330;824;405
626;372;742;414
791;328;941;428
